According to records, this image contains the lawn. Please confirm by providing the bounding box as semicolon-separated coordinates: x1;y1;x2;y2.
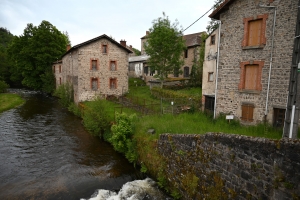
0;93;25;113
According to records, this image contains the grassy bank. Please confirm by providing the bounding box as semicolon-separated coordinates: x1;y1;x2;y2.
0;93;25;113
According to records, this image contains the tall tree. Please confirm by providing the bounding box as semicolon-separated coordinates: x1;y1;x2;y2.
8;20;68;93
145;13;186;87
0;28;14;84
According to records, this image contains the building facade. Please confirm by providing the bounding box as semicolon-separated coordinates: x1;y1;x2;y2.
53;34;132;103
202;28;219;113
209;0;298;126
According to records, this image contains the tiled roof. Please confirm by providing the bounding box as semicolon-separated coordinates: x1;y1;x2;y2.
61;34;132;58
183;32;205;47
209;0;235;19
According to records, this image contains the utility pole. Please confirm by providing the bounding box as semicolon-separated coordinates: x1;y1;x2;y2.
283;1;300;139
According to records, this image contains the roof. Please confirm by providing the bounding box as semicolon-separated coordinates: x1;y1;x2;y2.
128;55;150;63
209;0;235;20
183;32;205;47
61;34;132;58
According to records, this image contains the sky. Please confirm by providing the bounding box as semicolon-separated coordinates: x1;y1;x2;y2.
0;0;216;50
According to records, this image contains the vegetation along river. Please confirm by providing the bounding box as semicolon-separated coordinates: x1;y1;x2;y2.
0;89;170;200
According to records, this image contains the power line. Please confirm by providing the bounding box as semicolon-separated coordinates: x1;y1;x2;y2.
183;6;215;32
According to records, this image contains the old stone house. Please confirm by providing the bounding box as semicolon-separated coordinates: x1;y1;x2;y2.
52;34;132;103
209;0;298;126
130;31;205;83
202;27;219;113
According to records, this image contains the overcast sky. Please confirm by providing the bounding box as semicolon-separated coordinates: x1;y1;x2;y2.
1;0;216;50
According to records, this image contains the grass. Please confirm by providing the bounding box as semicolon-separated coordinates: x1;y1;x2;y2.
0;93;25;113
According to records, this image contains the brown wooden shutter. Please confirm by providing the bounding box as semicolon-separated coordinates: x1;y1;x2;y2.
241;104;254;122
248;19;262;46
244;65;258;90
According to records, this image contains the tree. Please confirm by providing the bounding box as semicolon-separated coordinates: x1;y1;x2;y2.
7;20;69;93
132;47;141;56
145;13;186;87
0;28;14;84
206;0;224;34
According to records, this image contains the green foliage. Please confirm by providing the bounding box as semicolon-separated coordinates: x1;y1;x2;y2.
140;163;148;173
82;99;110;136
145;13;186;86
206;0;224;34
68;102;82;117
0;80;9;93
109;112;136;153
132;47;141;56
7;20;68;93
189;33;207;87
53;83;73;107
0;27;15;84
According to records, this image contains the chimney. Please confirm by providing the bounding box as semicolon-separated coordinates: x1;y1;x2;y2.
120;40;127;47
66;44;71;51
129;45;132;50
146;31;149;35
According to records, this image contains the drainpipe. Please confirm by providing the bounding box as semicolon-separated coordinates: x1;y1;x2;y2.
214;20;221;119
260;5;277;123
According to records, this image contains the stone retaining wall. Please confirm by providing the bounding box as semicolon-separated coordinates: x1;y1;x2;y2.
158;133;300;199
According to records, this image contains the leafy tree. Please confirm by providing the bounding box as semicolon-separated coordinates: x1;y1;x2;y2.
0;28;14;84
190;33;208;86
7;20;69;93
132;47;141;56
145;13;186;87
206;0;224;34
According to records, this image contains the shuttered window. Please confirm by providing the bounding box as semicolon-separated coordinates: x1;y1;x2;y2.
248;19;262;46
241;104;254;122
244;64;258;90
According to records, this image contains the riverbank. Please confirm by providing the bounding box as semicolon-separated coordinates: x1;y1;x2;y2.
0;93;25;113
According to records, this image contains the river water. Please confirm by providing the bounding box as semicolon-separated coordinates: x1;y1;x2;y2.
0;90;170;200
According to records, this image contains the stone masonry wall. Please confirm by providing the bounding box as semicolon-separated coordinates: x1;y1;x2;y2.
216;0;297;124
158;133;300;199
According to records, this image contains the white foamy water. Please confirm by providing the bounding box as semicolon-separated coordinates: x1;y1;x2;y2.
81;178;172;200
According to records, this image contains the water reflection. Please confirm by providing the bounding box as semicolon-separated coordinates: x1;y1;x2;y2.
0;89;142;199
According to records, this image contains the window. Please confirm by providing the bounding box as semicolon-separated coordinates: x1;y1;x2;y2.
110;78;117;89
110;61;116;71
90;59;99;71
184;67;189;77
242;14;268;48
238;61;264;91
205;96;215;112
59;65;61;73
184;49;188;58
210;35;215;45
174;68;179;77
241;104;254;122
102;45;108;54
273;108;286;128
208;72;214;82
91;78;98;91
144;66;149;75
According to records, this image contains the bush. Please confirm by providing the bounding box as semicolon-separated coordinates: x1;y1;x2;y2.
0;80;9;93
82;99;110;136
68;103;82;117
53;83;73;107
109;112;138;163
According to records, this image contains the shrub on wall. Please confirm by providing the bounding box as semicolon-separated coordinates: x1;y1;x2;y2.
53;82;73;107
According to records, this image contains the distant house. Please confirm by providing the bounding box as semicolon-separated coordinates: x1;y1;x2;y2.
129;31;205;83
53;34;132;103
202;27;219;113
209;0;298;126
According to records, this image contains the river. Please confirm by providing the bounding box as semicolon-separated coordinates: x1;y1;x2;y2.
0;89;170;200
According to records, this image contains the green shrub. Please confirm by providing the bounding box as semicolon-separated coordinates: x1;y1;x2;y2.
82;99;110;136
53;83;73;107
109;112;138;163
68;103;82;117
0;80;9;93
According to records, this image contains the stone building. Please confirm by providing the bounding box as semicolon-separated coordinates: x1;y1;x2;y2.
52;34;132;103
209;0;298;126
130;31;205;83
202;28;219;113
